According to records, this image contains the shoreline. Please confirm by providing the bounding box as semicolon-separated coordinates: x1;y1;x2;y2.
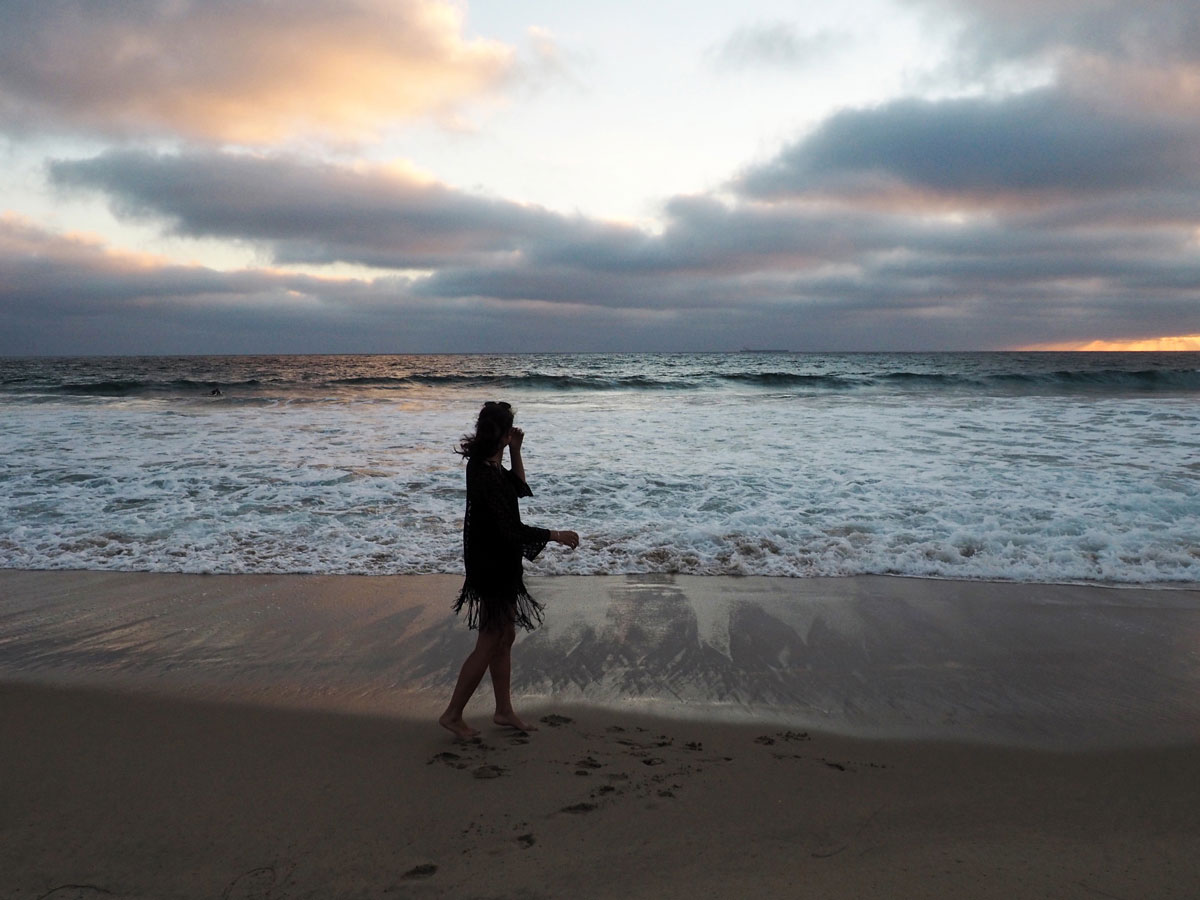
3;677;1200;899
2;568;1199;749
5;564;1199;591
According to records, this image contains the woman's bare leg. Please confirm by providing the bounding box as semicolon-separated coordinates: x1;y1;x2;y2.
439;629;503;739
490;623;538;731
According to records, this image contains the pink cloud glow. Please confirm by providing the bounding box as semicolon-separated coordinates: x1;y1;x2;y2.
0;0;514;143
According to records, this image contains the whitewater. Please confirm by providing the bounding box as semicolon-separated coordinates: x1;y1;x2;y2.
1;352;1197;584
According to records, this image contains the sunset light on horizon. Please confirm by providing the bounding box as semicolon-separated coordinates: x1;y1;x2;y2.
1020;334;1200;352
2;0;1199;355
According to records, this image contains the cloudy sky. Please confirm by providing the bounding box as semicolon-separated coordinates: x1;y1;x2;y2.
3;0;1199;355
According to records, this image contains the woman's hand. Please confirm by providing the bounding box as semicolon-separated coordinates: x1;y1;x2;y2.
508;426;524;452
551;530;580;550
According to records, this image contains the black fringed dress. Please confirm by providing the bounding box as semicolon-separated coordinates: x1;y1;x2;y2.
453;456;551;632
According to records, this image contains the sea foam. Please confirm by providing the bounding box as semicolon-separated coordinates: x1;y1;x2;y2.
1;353;1198;584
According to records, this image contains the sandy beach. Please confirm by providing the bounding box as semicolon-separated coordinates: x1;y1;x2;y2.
2;570;1199;898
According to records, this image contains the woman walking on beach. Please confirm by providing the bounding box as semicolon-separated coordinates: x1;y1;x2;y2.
439;401;579;739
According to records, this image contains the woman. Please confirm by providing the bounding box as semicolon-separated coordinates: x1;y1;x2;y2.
439;401;579;738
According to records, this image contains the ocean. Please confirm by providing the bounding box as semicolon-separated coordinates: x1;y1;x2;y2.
1;352;1198;584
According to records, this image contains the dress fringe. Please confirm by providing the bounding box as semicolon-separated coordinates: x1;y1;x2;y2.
453;582;545;632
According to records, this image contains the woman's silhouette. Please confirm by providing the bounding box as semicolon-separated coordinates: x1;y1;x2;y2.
439;401;579;738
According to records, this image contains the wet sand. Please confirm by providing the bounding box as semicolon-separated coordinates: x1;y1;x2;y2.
2;569;1199;747
1;570;1200;898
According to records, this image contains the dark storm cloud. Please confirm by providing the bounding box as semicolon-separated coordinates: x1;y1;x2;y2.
416;209;1200;351
51;151;589;269
0;214;727;355
0;212;398;354
525;195;889;276
736;89;1200;201
38;119;1200;352
0;213;323;310
57;150;835;282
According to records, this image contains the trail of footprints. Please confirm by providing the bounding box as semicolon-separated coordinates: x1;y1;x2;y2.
415;718;889;878
428;716;887;818
562;722;716;810
427;714;727;823
44;722;890;896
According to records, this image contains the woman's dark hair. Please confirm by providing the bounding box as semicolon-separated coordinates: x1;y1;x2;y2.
458;401;514;459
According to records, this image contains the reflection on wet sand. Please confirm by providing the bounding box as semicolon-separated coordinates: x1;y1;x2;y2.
522;575;1200;748
2;570;1198;748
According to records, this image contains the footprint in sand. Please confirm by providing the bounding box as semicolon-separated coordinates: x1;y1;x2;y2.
221;864;293;900
473;764;506;779
560;802;598;814
517;833;536;848
540;714;574;727
401;864;438;880
757;731;811;747
428;751;470;769
817;758;887;771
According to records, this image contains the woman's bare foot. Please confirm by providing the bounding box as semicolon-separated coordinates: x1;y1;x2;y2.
493;711;539;731
439;712;480;739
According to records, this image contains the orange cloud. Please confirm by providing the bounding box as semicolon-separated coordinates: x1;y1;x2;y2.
0;212;171;272
1020;334;1200;351
0;0;514;143
0;211;363;296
